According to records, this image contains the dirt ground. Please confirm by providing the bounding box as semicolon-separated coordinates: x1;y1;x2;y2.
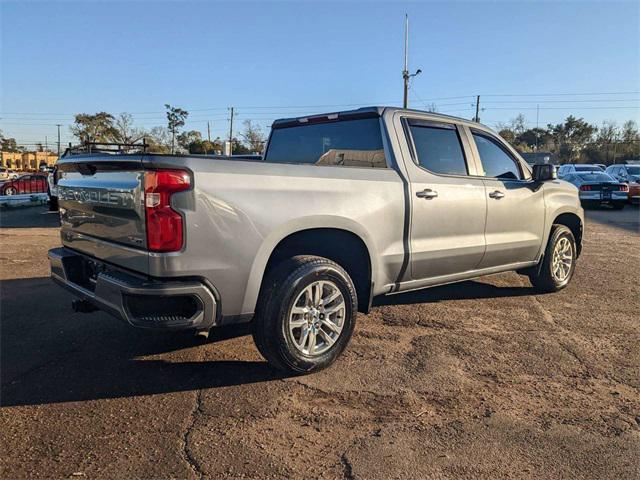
1;205;638;479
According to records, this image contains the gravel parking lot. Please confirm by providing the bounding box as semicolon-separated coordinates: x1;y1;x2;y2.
1;205;638;479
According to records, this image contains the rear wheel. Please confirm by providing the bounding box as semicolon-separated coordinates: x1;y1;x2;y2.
48;196;59;211
528;225;576;293
3;186;17;196
252;255;357;374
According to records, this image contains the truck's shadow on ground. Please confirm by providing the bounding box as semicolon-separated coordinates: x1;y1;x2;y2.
2;275;536;407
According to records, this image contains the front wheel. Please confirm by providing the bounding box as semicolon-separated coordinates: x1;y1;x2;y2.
3;186;17;196
528;225;576;293
252;256;357;374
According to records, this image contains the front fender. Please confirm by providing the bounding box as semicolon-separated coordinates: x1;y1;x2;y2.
539;181;584;257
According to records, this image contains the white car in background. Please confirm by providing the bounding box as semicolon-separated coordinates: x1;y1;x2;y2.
0;168;19;181
557;164;604;178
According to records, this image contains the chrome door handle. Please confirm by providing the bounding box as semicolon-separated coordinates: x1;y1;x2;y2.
416;189;438;199
489;190;505;199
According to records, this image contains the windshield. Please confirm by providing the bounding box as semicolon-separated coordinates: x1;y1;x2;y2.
577;173;614;182
574;165;603;172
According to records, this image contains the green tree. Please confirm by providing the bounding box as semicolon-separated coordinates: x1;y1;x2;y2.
177;130;202;153
70;112;118;143
548;116;596;163
0;130;20;152
231;137;251;155
165;104;189;154
517;128;551;150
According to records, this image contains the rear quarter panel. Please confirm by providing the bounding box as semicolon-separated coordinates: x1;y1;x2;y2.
147;156;406;317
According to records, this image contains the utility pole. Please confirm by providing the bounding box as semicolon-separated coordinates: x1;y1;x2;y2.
402;15;421;109
474;95;481;122
535;104;540;152
228;107;235;151
56;124;62;157
207;121;211;142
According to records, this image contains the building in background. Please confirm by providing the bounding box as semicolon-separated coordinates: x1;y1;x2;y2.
0;151;58;171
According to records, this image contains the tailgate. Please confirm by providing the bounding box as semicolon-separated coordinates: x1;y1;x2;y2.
57;155;148;272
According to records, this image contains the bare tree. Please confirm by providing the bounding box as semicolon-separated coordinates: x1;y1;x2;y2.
510;114;527;135
145;126;172;153
425;102;438;113
240;120;265;153
114;113;145;144
596;120;619;145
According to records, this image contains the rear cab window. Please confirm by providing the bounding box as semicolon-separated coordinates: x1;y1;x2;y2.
406;120;469;176
264;118;387;168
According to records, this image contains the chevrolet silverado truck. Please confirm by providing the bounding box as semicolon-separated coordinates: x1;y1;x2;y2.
48;107;584;373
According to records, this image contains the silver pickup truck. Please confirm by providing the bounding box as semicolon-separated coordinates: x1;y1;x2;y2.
48;106;583;373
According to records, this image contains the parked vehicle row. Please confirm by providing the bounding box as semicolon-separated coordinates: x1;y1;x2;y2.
558;162;639;208
606;164;640;204
0;173;48;196
562;172;628;209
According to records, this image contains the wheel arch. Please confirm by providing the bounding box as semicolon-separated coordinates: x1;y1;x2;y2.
550;211;583;257
241;218;377;315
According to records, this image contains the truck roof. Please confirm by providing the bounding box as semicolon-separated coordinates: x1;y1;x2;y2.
271;106;478;129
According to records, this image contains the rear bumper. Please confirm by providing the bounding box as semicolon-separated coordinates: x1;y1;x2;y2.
48;247;217;330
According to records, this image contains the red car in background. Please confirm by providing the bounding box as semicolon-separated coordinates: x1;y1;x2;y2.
1;174;48;196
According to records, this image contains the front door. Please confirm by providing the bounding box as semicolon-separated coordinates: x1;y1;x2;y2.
468;129;545;268
400;118;487;280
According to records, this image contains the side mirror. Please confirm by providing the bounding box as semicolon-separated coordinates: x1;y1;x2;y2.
532;163;556;182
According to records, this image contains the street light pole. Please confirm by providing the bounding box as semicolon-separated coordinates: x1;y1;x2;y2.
403;15;409;108
402;14;421;109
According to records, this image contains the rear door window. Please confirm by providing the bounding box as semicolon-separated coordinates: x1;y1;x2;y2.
471;131;522;180
407;121;469;176
264;118;387;168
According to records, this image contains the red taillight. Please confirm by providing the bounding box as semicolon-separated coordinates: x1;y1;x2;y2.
579;185;591;191
618;184;629;192
144;169;191;252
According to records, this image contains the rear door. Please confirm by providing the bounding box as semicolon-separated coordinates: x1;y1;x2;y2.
400;117;487;279
467;128;545;268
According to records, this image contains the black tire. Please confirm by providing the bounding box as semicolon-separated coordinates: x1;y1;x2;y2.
252;255;357;374
612;202;625;210
528;225;576;293
3;186;17;196
48;196;59;211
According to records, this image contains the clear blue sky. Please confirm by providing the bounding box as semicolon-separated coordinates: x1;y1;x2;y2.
1;0;638;147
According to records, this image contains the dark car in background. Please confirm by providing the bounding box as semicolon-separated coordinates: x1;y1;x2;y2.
605;164;640;204
1;173;48;196
563;172;628;209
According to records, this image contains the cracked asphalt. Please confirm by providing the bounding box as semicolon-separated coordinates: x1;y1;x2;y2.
1;205;639;479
